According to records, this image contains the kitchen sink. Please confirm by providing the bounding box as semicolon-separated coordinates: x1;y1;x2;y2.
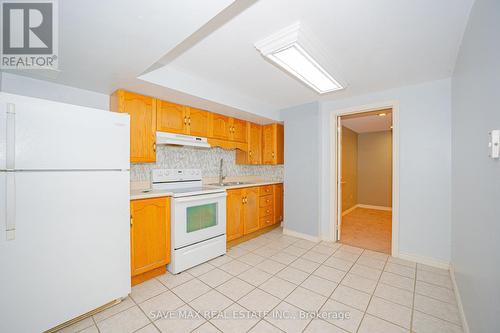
209;181;252;186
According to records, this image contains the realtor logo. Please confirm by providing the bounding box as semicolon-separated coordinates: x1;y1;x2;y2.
1;0;58;69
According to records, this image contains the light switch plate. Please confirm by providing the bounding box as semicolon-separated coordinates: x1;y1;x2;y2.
489;130;499;159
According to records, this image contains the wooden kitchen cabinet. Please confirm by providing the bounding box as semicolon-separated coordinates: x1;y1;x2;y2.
236;122;262;165
157;101;210;138
243;187;260;234
210;113;231;140
226;187;260;238
130;197;170;285
110;90;156;163
231;118;248;143
274;183;283;223
187;107;210;137
262;124;284;165
226;189;244;241
156;100;187;134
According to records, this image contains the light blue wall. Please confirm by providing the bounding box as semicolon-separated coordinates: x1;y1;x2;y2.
320;79;452;262
451;0;500;332
281;102;321;238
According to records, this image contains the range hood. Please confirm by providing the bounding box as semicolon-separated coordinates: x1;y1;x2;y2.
156;131;211;148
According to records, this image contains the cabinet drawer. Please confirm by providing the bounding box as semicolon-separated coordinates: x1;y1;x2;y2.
259;205;274;218
259;216;274;229
259;194;273;207
260;185;273;196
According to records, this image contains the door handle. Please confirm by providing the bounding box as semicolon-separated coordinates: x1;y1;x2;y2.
130;214;133;227
6;103;15;170
5;173;16;241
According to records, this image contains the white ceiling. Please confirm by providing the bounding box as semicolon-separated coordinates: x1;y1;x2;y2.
342;112;393;133
3;0;474;122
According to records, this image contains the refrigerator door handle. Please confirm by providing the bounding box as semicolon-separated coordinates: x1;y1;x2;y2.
5;172;16;241
6;103;15;170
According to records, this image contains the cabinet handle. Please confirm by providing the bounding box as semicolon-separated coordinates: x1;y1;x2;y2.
184;116;187;125
188;117;191;126
130;215;133;227
153;142;156;152
272;152;275;158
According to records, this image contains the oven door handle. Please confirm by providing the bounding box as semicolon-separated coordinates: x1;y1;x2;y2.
173;192;227;203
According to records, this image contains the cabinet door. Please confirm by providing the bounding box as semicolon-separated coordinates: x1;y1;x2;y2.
210;113;231;140
243;187;260;235
248;123;262;164
274;184;283;223
130;197;170;276
262;124;277;164
113;90;156;163
231;119;248;143
226;189;244;241
156;100;187;134
187;107;210;137
276;124;284;164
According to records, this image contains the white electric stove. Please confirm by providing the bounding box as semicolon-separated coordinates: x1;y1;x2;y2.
152;169;227;274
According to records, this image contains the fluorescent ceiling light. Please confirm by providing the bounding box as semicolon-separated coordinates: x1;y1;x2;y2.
255;22;345;94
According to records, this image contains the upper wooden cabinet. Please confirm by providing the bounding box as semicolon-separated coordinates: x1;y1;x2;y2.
130;197;170;284
210;113;231;140
156;100;186;134
262;124;284;165
157;101;210;138
110;90;156;163
110;90;282;164
188;107;210;137
236;122;262;165
231;118;248;143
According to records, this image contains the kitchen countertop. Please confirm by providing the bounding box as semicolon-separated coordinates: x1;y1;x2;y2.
130;189;173;200
130;180;283;200
205;180;283;190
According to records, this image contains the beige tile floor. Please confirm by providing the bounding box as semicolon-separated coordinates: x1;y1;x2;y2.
58;228;463;333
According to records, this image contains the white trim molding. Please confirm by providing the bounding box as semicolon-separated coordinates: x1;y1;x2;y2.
330;100;400;257
398;252;450;270
449;264;470;333
356;204;392;211
282;228;320;242
341;205;358;216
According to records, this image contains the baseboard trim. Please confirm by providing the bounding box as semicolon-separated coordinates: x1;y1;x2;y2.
357;204;392;211
398;252;450;269
282;228;320;242
341;205;358;216
450;264;470;333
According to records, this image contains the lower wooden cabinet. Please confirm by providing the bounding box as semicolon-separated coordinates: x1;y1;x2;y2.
130;197;170;285
243;187;260;235
226;189;244;241
274;183;284;223
226;184;283;243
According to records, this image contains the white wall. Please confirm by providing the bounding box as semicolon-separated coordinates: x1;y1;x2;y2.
451;0;500;332
320;79;452;263
0;73;109;110
281;102;321;238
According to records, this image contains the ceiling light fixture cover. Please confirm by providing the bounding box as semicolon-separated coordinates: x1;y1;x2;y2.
255;22;345;94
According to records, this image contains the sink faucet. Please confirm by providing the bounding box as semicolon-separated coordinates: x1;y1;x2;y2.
218;158;226;185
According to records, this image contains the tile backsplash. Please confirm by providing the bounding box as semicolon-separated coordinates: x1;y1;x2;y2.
131;145;284;183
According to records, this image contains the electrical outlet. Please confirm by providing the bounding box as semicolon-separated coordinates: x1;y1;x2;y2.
489;130;499;159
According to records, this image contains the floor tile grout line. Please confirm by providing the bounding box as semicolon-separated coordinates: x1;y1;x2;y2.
354;251;390;333
300;244;366;333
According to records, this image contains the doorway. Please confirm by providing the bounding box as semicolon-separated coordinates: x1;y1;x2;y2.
336;108;394;254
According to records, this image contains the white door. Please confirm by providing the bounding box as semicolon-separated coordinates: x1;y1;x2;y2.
0;171;130;333
0;92;130;170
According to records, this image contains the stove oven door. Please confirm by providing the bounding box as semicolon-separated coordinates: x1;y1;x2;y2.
171;192;226;249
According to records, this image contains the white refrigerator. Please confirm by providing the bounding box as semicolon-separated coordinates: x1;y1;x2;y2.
0;93;131;333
